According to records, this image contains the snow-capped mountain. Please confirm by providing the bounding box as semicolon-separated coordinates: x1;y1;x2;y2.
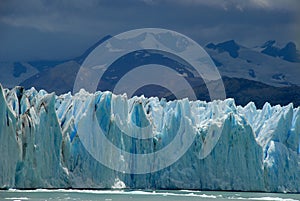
206;40;300;87
0;38;299;107
261;40;300;63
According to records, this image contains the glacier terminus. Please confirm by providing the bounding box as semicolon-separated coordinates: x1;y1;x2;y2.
0;85;299;192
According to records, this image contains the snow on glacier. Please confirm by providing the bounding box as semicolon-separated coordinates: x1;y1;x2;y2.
0;84;299;192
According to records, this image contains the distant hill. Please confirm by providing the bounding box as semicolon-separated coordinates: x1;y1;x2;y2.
0;37;300;108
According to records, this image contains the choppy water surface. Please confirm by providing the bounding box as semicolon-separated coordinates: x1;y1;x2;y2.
0;189;299;201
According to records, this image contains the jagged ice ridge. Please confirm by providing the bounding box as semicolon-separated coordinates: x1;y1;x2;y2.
0;85;299;192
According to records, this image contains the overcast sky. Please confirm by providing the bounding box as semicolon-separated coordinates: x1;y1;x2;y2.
0;0;299;62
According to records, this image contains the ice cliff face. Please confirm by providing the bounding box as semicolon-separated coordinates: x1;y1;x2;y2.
0;85;299;192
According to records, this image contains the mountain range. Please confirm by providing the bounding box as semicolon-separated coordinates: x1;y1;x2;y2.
0;37;299;108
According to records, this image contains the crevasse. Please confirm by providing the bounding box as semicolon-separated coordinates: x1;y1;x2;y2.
0;85;299;192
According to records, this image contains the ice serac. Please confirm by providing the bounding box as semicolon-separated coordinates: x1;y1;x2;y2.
0;86;20;188
0;85;299;192
0;86;69;188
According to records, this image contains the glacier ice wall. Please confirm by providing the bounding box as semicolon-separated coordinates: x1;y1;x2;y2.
0;85;299;192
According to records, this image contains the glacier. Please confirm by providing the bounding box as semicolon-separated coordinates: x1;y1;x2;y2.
0;84;299;192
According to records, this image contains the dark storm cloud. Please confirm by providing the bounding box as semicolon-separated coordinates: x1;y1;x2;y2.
0;0;298;61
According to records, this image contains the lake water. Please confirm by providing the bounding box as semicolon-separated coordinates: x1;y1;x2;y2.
0;189;299;201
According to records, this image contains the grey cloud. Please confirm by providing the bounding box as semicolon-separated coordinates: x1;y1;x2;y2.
153;0;299;12
0;0;298;61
